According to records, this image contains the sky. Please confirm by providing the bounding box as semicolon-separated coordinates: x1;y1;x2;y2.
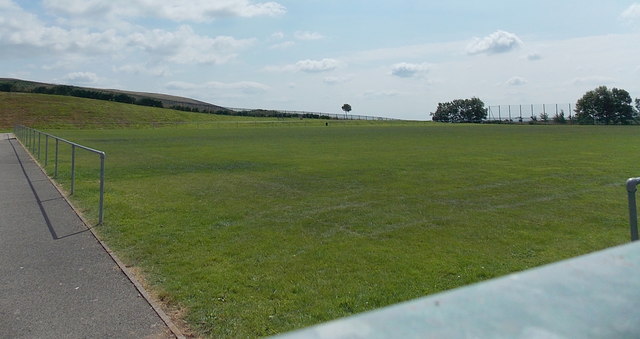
1;1;640;120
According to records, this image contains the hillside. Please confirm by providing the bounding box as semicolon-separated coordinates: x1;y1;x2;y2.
0;78;348;122
0;78;230;113
0;92;248;129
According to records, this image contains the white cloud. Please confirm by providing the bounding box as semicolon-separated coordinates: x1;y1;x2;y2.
270;41;295;49
212;81;270;94
270;31;285;40
62;71;99;85
294;31;324;40
506;76;527;86
296;59;339;72
467;30;523;55
43;0;113;18
363;90;400;98
323;75;353;85
165;81;198;90
266;58;341;73
0;3;253;64
113;63;171;77
621;3;640;22
526;52;542;61
153;0;286;21
128;26;255;64
43;0;286;23
391;62;430;78
166;80;269;94
571;76;614;87
0;12;124;57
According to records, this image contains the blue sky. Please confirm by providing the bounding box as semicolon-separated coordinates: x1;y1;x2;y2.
1;0;639;120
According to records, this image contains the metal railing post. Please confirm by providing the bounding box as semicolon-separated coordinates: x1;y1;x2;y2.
54;139;59;178
13;125;105;224
626;178;640;241
98;152;105;225
70;144;76;195
45;135;49;166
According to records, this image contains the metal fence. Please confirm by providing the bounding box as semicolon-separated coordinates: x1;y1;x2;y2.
487;104;574;122
225;107;397;121
13;125;106;224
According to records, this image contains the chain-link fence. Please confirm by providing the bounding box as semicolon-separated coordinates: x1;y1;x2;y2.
226;107;397;121
487;104;574;122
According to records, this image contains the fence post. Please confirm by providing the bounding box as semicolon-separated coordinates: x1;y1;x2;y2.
55;139;59;178
519;105;522;121
14;126;106;224
569;104;572;121
627;178;640;241
70;144;76;195
98;152;105;225
45;135;49;166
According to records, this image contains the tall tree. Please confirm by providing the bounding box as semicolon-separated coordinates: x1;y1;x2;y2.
574;86;635;124
431;97;487;123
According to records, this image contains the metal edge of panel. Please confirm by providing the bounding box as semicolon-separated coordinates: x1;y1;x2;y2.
273;241;640;339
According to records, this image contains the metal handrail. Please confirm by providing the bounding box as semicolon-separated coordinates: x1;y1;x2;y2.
13;125;106;225
626;177;640;241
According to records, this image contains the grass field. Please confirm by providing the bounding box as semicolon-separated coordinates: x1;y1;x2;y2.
30;122;637;337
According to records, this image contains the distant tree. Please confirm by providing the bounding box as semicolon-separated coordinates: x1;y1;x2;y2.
540;111;549;122
0;83;14;92
136;97;163;108
32;86;51;94
113;93;136;104
575;86;635;124
51;85;73;96
431;97;487;123
552;110;567;124
341;104;352;118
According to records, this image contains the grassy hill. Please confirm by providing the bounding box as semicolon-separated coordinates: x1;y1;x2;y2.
0;78;230;113
0;92;249;129
0;78;346;122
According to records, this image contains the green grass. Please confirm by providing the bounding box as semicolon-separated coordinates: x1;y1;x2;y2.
26;123;640;337
0;92;270;129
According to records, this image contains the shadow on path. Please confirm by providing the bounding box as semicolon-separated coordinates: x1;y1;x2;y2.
8;138;91;240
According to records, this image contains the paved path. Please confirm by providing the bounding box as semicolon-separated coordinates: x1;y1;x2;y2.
0;133;173;338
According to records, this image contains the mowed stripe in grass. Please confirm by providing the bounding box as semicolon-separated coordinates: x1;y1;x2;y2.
52;124;637;337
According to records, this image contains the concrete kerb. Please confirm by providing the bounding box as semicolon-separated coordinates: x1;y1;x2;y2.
12;133;187;339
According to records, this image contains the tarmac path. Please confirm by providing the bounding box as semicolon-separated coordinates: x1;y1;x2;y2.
0;133;175;338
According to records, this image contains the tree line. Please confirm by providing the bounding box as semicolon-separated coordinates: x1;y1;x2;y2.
1;81;339;119
431;86;640;125
1;82;164;108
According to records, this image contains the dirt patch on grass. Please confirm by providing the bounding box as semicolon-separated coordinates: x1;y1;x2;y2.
127;265;199;338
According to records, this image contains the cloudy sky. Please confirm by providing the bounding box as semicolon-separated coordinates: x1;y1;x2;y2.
2;0;640;120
